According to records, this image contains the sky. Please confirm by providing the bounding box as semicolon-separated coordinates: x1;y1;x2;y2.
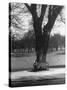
51;21;65;36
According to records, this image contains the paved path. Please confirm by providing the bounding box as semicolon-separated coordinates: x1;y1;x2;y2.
11;68;65;81
10;68;65;87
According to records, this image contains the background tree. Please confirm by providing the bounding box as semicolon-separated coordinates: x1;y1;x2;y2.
49;34;65;51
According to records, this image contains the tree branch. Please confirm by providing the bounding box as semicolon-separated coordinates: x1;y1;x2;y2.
44;5;64;32
50;6;64;28
25;3;32;12
31;4;37;17
52;6;64;17
25;4;37;19
39;5;47;24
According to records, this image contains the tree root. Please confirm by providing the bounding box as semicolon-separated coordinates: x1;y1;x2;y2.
33;61;49;71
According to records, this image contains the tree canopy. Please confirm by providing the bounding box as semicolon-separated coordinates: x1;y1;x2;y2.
9;3;65;39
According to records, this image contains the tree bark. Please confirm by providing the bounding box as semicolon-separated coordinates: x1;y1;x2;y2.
33;19;50;70
42;30;50;62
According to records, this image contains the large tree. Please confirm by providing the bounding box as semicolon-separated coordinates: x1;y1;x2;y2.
9;3;64;71
25;4;64;70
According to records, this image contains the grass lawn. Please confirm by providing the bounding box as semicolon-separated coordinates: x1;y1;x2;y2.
11;50;65;71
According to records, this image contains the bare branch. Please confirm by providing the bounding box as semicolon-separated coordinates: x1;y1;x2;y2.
51;6;64;27
31;4;36;11
48;5;63;21
48;5;52;20
40;5;47;24
25;4;37;19
25;3;32;12
43;5;64;32
52;6;64;17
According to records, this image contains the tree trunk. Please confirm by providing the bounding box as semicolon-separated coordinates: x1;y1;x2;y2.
33;20;50;70
42;30;50;62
